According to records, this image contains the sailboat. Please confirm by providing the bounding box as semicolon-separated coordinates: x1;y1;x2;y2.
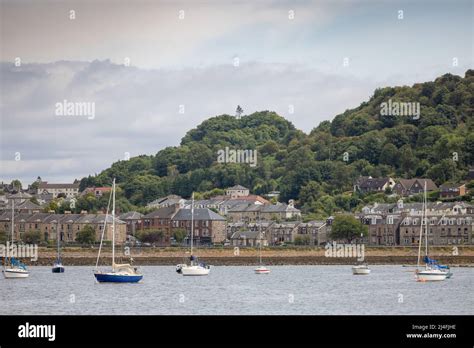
52;220;65;273
93;178;143;283
352;233;370;275
176;193;210;276
2;193;29;279
254;221;270;274
415;182;448;282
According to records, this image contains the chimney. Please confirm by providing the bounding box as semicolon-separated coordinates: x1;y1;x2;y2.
64;210;71;214
288;199;294;208
80;210;88;214
179;199;185;209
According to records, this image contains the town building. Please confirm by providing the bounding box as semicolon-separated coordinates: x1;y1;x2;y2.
353;176;395;193
119;211;144;236
146;195;183;209
230;230;268;247
440;184;466;198
226;185;250;198
227;200;301;223
392;178;437;196
81;187;112;198
171;208;226;245
37;182;80;198
399;215;473;246
139;205;179;246
0;211;126;244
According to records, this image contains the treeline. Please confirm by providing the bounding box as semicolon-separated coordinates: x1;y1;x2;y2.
78;70;474;217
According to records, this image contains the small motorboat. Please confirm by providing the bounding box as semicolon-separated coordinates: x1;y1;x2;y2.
352;264;371;275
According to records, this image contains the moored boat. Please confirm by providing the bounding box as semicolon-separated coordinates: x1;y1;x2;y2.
93;178;143;283
176;193;211;277
352;264;371;275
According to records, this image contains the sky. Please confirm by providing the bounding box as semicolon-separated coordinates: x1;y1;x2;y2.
0;0;472;186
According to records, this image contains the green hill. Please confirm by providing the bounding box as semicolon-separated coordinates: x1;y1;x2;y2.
79;70;474;216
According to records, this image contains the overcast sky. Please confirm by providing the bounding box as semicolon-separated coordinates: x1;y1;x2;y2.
0;0;472;186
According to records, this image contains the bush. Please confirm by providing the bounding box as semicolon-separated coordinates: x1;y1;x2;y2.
76;225;96;244
294;235;311;245
23;230;42;244
136;230;164;244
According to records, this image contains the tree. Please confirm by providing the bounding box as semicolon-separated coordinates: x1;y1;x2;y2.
76;225;96;244
379;143;399;166
136;230;164;244
235;105;244;119
11;179;22;191
23;230;42;244
329;215;368;243
0;230;7;243
173;228;187;244
294;235;310;245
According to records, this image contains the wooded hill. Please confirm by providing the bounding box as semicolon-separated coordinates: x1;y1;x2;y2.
79;70;474;217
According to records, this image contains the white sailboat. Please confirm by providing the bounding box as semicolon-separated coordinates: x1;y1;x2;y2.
93;179;143;283
352;264;371;275
3;193;29;279
176;193;210;276
415;182;447;282
254;220;270;274
352;232;370;275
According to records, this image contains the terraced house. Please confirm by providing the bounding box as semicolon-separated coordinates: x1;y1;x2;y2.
171;208;226;245
359;201;474;246
0;212;126;243
399;215;473;246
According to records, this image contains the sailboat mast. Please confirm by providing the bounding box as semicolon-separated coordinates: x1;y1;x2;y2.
57;220;60;260
424;182;428;257
112;178;116;268
11;198;14;244
416;188;424;269
259;220;262;265
190;193;194;255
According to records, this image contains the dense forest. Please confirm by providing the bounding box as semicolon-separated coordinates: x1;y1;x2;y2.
78;70;474;217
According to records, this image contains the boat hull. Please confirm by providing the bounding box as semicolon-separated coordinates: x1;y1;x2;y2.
3;268;30;278
180;265;210;276
94;272;143;283
352;266;370;275
254;267;270;274
416;270;447;282
52;265;65;273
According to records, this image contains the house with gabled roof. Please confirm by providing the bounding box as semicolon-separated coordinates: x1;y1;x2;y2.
226;185;250;198
354;176;395;193
171;208;226;245
393;178;437;196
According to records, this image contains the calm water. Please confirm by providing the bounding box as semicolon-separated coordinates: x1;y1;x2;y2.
1;266;472;315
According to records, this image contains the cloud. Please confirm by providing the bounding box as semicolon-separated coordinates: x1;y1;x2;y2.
0;60;381;185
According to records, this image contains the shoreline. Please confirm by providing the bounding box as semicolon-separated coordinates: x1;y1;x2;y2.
17;246;474;266
29;256;474;267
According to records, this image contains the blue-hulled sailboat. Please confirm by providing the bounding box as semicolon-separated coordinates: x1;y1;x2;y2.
93;178;143;283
